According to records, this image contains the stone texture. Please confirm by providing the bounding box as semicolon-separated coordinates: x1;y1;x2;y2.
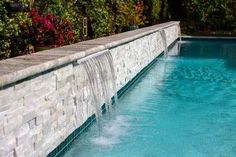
0;22;179;157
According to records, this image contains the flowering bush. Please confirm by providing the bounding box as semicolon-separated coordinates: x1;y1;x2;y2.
33;0;81;41
29;9;74;48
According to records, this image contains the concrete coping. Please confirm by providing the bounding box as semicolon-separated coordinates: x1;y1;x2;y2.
0;21;180;88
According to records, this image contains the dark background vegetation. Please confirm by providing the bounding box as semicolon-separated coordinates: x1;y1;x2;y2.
0;0;235;59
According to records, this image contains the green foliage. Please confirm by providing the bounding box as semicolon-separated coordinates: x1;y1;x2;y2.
142;0;161;25
182;0;235;30
87;0;113;38
149;0;161;24
0;0;29;59
116;0;146;32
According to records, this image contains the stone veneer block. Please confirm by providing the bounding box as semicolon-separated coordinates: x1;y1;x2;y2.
0;21;180;157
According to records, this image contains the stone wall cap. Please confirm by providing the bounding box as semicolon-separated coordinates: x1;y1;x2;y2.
0;21;180;88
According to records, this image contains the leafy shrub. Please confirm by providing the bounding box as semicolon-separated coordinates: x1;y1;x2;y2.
29;9;74;48
142;0;161;25
9;23;33;57
116;0;146;32
183;0;235;31
0;0;29;59
33;0;81;41
87;0;113;38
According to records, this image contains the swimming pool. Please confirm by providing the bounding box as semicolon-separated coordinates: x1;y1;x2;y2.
63;38;236;157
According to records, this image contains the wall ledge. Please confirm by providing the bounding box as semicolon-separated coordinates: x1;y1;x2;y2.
0;21;179;88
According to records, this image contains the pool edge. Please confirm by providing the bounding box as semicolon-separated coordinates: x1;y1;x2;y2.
47;39;179;157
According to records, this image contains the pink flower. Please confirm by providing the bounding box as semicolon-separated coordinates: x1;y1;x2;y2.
42;18;54;30
47;14;54;21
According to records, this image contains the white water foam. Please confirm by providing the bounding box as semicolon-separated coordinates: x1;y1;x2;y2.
90;115;130;147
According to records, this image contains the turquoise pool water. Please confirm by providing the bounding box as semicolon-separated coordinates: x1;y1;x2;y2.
64;39;236;157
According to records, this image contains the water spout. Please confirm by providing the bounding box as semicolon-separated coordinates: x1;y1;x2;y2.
178;24;182;42
77;50;117;118
160;29;168;57
178;24;182;54
160;25;182;58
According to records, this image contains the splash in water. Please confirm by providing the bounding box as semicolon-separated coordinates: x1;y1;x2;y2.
90;115;130;147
